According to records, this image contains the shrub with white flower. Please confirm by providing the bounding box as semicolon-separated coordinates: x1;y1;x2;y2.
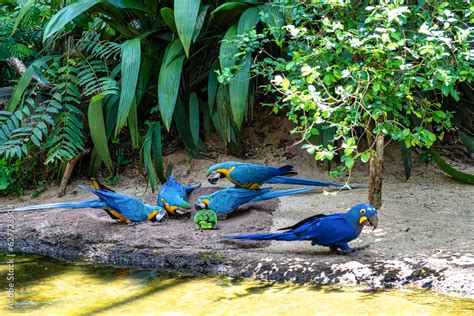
258;0;473;207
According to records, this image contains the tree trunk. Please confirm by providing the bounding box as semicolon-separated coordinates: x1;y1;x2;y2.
57;148;91;197
368;132;384;208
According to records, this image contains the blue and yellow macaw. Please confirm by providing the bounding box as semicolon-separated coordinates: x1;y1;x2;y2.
157;175;201;216
194;186;313;218
225;203;378;253
14;179;166;224
205;161;349;189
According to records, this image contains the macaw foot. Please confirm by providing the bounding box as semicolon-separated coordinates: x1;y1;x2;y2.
330;243;372;255
126;222;142;227
219;214;228;220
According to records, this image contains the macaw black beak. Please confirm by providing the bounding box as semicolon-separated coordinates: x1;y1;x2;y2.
175;208;191;217
207;171;221;185
195;199;206;210
367;215;378;230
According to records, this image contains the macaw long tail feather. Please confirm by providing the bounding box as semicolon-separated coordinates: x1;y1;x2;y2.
225;231;299;241
13;200;106;212
265;176;345;187
252;187;313;202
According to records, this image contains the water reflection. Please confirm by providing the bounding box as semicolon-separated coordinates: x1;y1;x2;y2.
0;253;472;315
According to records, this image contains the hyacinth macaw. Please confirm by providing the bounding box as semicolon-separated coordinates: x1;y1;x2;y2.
14;179;166;224
194;186;313;218
157;175;201;216
205;161;349;189
225;203;378;253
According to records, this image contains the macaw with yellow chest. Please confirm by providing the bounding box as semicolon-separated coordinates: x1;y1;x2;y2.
194;186;314;218
206;161;351;189
13;179;166;224
225;203;378;253
157;176;201;216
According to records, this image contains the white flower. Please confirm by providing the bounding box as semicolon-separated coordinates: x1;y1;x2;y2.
341;69;351;78
274;75;283;85
308;85;316;92
301;65;311;74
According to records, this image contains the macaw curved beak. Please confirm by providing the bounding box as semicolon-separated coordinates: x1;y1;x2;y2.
155;209;168;222
195;199;207;210
175;208;191;217
207;171;221;184
367;215;378;230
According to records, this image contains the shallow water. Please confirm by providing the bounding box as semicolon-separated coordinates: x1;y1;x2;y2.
0;254;472;315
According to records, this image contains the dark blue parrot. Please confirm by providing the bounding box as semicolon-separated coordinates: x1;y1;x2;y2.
205;161;353;189
13;179;166;224
225;203;378;253
157;175;200;216
194;186;314;218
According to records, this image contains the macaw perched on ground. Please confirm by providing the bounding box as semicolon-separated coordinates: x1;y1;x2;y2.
225;203;378;253
157;176;201;216
13;179;167;224
194;186;314;218
205;161;353;189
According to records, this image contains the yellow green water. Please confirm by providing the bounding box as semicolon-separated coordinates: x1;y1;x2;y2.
0;254;472;315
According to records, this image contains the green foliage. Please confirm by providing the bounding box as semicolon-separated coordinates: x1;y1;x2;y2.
258;0;473;177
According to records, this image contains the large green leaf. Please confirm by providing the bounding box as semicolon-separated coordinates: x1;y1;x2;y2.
158;40;185;131
399;141;412;180
43;0;101;41
174;0;200;57
88;95;113;171
219;25;238;71
115;38;141;135
12;0;35;35
7;66;34;112
192;4;210;42
212;2;249;14
105;0;150;12
128;99;139;149
208;61;219;113
160;7;177;34
189;93;200;148
215;84;233;142
228;53;251;129
258;3;285;46
238;7;260;34
429;148;474;184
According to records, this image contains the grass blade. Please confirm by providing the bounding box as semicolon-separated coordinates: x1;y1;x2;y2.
115;38;141;135
174;0;200;57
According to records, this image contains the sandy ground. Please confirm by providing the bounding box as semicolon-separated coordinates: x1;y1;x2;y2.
1;116;473;297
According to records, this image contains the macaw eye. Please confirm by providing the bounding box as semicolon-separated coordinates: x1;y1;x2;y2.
360;209;366;214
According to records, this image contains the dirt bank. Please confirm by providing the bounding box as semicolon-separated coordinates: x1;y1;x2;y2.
1;117;473;298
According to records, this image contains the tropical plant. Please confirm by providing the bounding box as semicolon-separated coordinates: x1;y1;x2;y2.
0;0;286;193
253;0;473;207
